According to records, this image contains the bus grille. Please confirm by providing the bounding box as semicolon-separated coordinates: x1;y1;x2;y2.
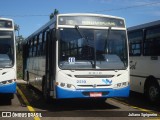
74;75;114;78
77;84;111;87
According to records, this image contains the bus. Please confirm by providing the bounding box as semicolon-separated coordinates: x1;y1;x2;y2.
128;20;160;103
23;13;130;101
0;18;17;100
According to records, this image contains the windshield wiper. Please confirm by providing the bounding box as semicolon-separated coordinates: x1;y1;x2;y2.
104;27;111;54
75;25;85;38
75;25;95;68
75;25;91;46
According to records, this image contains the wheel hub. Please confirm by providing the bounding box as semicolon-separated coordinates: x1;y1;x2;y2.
149;86;158;101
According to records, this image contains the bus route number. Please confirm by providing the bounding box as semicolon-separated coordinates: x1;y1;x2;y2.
77;80;86;84
68;57;75;64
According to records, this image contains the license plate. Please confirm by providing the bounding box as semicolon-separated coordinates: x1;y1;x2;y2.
90;92;102;97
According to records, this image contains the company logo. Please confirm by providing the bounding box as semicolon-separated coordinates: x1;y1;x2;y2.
102;79;112;85
130;61;137;70
2;112;11;117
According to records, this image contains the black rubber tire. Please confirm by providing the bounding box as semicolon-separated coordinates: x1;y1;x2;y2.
146;82;160;103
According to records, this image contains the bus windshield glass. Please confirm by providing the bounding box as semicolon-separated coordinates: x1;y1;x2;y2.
0;31;14;68
59;28;128;70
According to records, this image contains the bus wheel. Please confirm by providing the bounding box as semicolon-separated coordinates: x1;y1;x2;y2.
146;82;160;103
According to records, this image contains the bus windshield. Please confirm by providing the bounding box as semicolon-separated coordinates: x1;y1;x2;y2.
0;31;14;68
59;28;128;70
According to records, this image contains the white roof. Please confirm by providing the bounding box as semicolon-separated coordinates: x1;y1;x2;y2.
0;17;13;22
26;13;125;41
57;13;124;20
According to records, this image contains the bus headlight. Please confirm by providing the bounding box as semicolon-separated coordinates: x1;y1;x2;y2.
67;84;72;88
60;83;65;87
2;81;7;84
59;82;76;89
0;79;16;85
114;82;129;89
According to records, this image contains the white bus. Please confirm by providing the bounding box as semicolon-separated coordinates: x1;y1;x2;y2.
128;20;160;103
23;13;130;101
0;18;17;100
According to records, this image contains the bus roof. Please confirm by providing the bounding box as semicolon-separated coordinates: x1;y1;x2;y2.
0;17;13;21
25;13;125;41
128;20;160;31
57;13;125;20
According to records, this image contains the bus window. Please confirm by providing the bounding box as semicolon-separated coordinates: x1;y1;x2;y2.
144;27;160;56
0;31;14;67
42;31;47;55
38;33;43;56
59;28;128;69
128;30;142;56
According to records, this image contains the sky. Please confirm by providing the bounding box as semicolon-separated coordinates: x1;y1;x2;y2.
0;0;160;37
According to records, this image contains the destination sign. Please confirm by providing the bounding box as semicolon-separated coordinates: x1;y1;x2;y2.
58;16;125;27
0;20;13;28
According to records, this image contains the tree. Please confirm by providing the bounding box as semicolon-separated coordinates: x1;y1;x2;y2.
50;9;59;19
14;24;20;36
16;35;24;53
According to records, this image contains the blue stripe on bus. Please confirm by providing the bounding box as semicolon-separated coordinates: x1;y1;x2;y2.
56;86;130;99
0;82;17;93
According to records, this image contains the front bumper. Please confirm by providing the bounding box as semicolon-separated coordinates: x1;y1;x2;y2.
56;86;130;99
0;82;16;93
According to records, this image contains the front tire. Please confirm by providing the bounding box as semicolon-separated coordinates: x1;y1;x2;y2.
146;82;160;103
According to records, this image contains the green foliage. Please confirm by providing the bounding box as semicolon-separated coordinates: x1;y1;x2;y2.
50;9;59;19
17;51;23;79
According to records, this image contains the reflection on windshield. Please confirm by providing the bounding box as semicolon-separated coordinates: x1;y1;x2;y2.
59;28;128;70
0;31;14;67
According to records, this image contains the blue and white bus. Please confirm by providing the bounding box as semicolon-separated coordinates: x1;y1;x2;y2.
23;13;130;101
0;18;17;100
